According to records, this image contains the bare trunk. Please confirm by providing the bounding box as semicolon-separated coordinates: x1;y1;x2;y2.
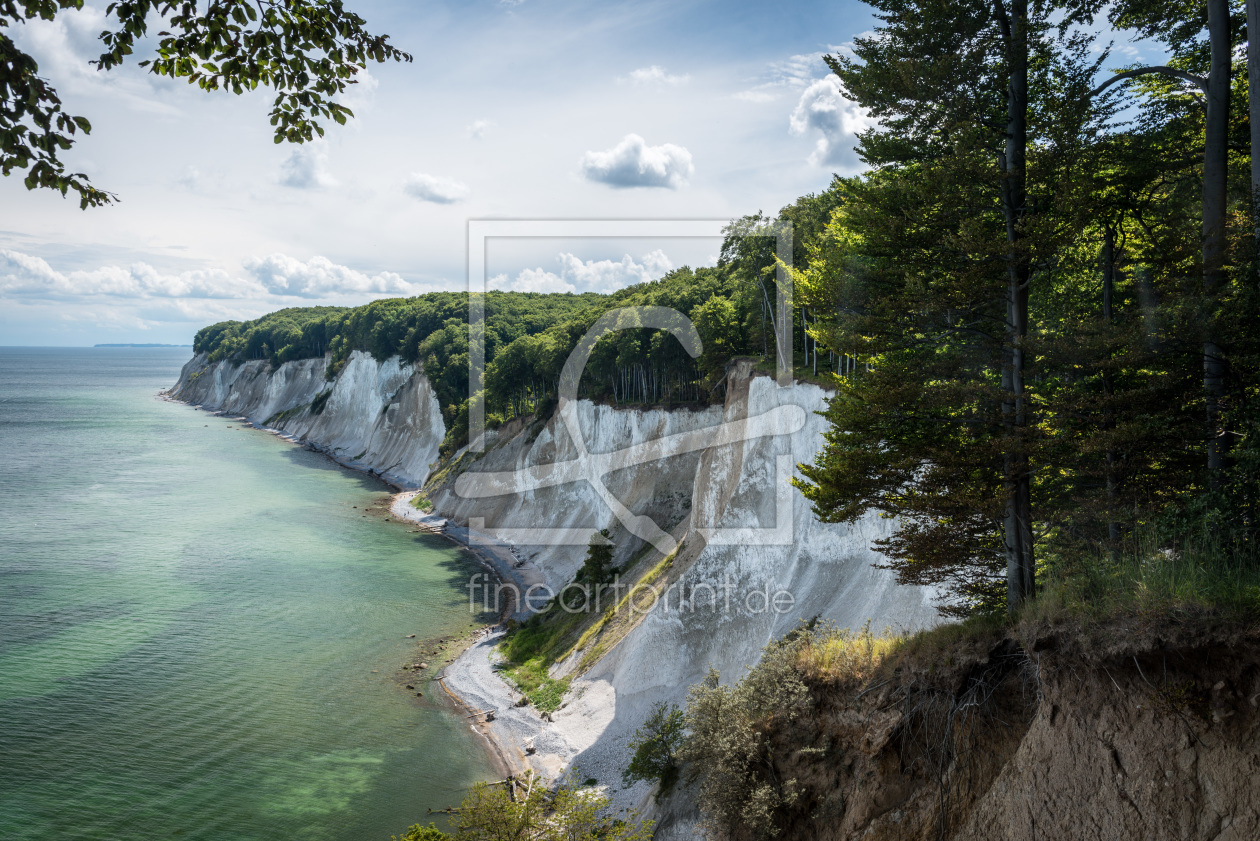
1102;224;1120;548
1250;0;1260;244
1204;0;1230;487
1000;0;1035;611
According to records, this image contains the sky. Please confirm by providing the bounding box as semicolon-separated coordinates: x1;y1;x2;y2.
0;0;1159;346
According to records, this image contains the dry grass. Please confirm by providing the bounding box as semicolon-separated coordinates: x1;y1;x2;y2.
794;621;905;685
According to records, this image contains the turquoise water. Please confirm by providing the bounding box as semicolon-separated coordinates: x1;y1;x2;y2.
0;348;495;841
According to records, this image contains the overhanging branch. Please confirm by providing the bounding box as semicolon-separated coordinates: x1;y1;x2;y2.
1090;66;1208;98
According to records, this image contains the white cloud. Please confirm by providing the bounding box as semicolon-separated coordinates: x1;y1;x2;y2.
176;166;228;194
733;47;847;105
789;76;871;169
0;249;260;299
766;51;834;87
466;119;495;139
279;144;338;190
620;65;689;86
580;134;693;189
243;254;422;298
403;172;471;204
490;250;674;294
340;67;380;109
1;249;431;307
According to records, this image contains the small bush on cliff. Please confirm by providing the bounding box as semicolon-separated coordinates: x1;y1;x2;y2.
452;772;653;841
390;823;448;841
310;390;332;415
679;635;813;840
623;702;685;800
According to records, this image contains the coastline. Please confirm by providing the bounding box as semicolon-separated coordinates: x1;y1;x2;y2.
389;490;552;780
164;392;547;785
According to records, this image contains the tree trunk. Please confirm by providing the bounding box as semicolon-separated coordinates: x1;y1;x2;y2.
1250;0;1260;245
1000;0;1035;611
1102;223;1120;548
1204;0;1231;487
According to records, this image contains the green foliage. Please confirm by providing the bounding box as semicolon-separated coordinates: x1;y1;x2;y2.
680;637;812;840
497;608;584;713
1;0;411;206
410;494;433;513
500;657;570;714
499;604;585;667
789;0;1260;616
1036;524;1260;622
451;772;653;841
574;530;616;588
390;823;450;841
192;256;799;452
622;702;685;799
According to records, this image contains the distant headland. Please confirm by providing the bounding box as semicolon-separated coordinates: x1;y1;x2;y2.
94;343;192;348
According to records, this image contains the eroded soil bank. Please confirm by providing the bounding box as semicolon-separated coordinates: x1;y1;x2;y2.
690;615;1260;841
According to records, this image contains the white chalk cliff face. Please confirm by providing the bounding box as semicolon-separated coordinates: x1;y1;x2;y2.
172;351;939;832
432;400;727;588
507;360;939;834
171;350;445;488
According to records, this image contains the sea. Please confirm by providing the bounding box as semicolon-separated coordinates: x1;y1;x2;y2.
0;347;495;841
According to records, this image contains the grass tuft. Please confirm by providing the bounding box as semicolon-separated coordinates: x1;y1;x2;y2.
1034;532;1260;624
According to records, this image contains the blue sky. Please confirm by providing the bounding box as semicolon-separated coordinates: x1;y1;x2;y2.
0;0;1156;345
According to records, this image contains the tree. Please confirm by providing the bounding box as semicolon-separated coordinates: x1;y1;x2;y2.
1096;1;1240;485
622;702;686;801
575;529;615;587
1;0;411;207
811;0;1107;611
451;773;653;841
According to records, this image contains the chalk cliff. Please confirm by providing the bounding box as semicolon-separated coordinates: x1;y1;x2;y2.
172;350;445;488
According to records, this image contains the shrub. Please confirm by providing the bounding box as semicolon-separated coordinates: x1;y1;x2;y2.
679;629;829;839
453;772;653;841
389;823;449;841
623;702;686;800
